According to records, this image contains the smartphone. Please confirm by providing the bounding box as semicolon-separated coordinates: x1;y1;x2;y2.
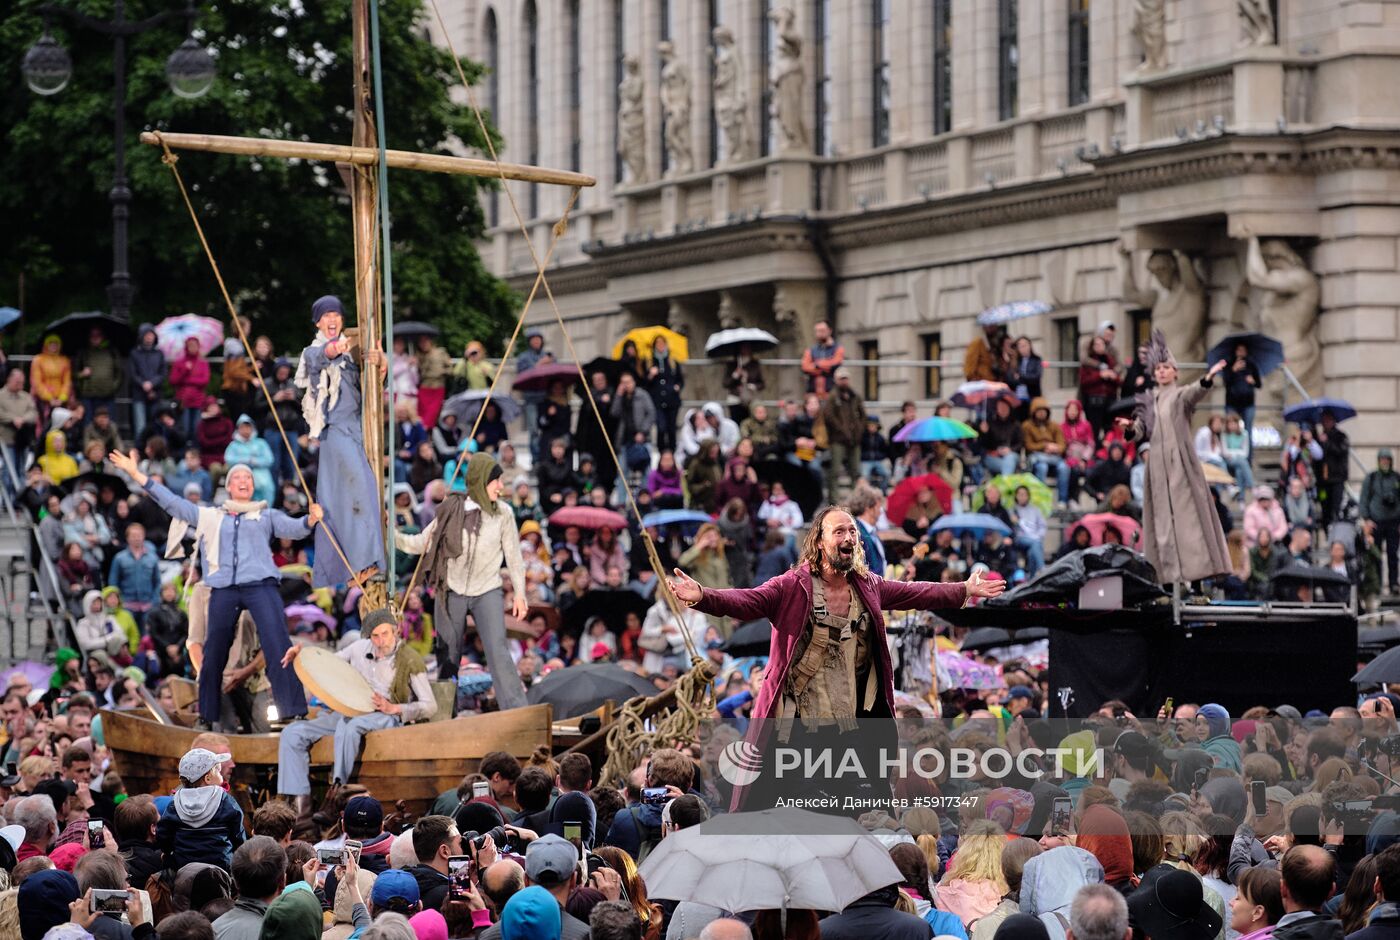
344;839;362;865
87;819;105;850
447;854;474;898
564;822;583;861
641;786;668;805
91;888;129;914
317;848;343;866
1251;779;1268;816
1162;697;1174;718
1049;797;1072;836
1194;768;1209;793
447;854;473;876
472;781;490;800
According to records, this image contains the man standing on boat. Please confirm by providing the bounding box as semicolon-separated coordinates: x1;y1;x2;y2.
666;504;1004;810
394;451;529;711
277;610;437;816
109;449;316;732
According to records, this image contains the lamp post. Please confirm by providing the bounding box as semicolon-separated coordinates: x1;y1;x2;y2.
22;0;216;322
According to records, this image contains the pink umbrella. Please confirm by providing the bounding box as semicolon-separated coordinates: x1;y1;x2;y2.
936;651;1004;690
155;314;224;360
547;506;628;530
284;604;336;630
1076;512;1142;548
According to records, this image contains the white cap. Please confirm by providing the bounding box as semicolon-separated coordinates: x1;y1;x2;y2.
0;825;23;852
179;747;230;784
1098;319;1116;334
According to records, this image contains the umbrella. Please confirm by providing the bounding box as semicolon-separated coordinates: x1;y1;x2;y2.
526;662;657;718
155;314;223;360
1271;561;1353;588
613;326;689;362
930;513;1012;537
562;589;652;636
582;356;623;386
547;506;628;531
891;416;978;444
704;328;779;359
753;461;822;521
0;308;20;330
1207;331;1286;377
1075;512;1142;547
641;509;713;532
1354;646;1400;685
0;661;55;692
1199;461;1235;486
62;471;129;499
512;363;583;393
951;381;1018;410
892;690;937;719
638;807;903;912
936;651;1005;690
443;389;522;425
976;300;1053;328
392;321;440;339
1283;398;1357;426
284;604;336;631
48;311;135;352
721;619;774;657
1108;396;1145;420
974;473;1053;516
885;473;954;526
960;626;1049;652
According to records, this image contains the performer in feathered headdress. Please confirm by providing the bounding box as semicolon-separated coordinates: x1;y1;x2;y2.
1115;329;1231;585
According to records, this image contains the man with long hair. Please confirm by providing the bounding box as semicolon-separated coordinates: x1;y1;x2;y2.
667;505;1002;809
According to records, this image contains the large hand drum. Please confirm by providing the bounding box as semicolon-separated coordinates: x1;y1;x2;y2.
293;646;376;717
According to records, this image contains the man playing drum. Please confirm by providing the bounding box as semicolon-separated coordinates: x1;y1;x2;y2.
276;610;437;817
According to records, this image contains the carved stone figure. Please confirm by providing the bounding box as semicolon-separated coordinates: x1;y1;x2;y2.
1238;0;1276;46
711;26;748;163
1132;0;1168;72
1119;243;1208;366
617;55;647;183
659;41;694;177
769;7;808;151
1246;235;1322;396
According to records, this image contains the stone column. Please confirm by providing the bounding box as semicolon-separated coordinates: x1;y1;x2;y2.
950;0;978;131
772;280;827;400
888;0;919;144
1017;0;1046;116
1088;0;1120;103
641;0;663;181
828;0;860;152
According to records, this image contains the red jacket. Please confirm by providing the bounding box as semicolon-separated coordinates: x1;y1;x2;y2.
170;354;211;409
695;563;966;809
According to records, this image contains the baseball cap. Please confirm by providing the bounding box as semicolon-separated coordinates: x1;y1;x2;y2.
525;833;577;886
344;795;384;832
1114;731;1154;768
1271;705;1304;725
371;869;421;907
1265;786;1293;807
834;367;852;381
179;747;230;784
1007;685;1035;702
0;824;24;852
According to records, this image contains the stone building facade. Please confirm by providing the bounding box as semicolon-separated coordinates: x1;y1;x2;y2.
429;0;1400;459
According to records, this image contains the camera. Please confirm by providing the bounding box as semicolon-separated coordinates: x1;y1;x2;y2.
1377;735;1400;757
91;888;129;914
1327;800;1374;833
641;786;669;805
468;826;509;853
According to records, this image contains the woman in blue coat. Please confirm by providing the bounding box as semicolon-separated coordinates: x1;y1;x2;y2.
296;295;387;588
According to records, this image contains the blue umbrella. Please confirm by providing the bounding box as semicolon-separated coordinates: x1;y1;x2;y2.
641;509;712;531
891;416;978;444
976;300;1053;327
0;308;20;330
930;513;1012;537
1206;331;1285;376
1283;398;1357;426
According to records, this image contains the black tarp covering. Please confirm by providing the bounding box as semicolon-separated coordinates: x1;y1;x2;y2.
983;544;1168;608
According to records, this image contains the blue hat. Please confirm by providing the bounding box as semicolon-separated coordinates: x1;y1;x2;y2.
1198;704;1230;741
1008;685;1035;702
344;795;383;832
312;295;345;324
19;869;79;940
501;885;562;940
371;868;420;907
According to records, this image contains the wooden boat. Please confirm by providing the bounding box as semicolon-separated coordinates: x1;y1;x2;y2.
101;704;554;816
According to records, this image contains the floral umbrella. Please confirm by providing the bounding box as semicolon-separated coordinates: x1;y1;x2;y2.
155;314;224;360
935;651;1004;690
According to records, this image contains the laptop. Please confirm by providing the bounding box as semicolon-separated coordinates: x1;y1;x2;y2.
1079;574;1123;610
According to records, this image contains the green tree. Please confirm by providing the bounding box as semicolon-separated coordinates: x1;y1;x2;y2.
2;0;515;357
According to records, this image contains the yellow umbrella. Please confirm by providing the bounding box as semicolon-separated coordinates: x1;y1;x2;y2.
1199;461;1235;485
612;326;688;362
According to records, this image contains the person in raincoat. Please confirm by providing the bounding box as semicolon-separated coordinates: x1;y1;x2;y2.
38;430;78;485
127;324;166;439
223;415;276;504
295;295;386;588
1117;330;1231;586
29;334;73;421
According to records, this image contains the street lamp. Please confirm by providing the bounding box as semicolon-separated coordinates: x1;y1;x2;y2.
22;1;216;322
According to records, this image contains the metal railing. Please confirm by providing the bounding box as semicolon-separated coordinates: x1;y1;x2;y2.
0;447;78;661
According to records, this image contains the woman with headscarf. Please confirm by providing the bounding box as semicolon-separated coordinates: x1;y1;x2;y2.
1075;804;1137;894
1116;330;1231;586
394;452;528;710
296;295;387;588
1196;704;1243;773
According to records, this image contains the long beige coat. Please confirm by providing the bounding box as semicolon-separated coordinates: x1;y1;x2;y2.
1127;379;1232;583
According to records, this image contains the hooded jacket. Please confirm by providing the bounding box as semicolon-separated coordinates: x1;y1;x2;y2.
128;325;167;401
75;340;123;398
39;430;79;485
1021;399;1066;454
1019;847;1105;940
821;387;867;447
156;784;247;870
75;590;128;659
1362;455;1400;524
819;890;933;940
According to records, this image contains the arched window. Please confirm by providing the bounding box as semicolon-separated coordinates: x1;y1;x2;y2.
484;7;499;226
524;0;539;216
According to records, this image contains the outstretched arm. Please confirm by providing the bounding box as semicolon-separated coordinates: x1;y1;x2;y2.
1174;250;1203;292
1119;243;1156;308
112;450;200;526
668;568;784;622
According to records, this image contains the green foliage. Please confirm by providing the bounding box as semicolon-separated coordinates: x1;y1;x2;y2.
1;0;515;356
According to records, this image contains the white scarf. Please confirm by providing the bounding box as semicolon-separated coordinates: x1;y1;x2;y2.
165;499;266;576
294;330;344;440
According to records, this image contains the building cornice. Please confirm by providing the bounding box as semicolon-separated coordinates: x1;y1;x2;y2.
579;218;816;279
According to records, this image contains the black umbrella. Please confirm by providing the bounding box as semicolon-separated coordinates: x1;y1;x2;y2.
392;321;440;339
721;619;774;657
62;471;130;499
526;662;658;718
1108;395;1146;420
582;356;623;386
960;626;1049;651
1270;561;1353;587
754;460;822;521
46;311;136;352
562;588;652;637
1206;331;1285;376
1355;646;1400;685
